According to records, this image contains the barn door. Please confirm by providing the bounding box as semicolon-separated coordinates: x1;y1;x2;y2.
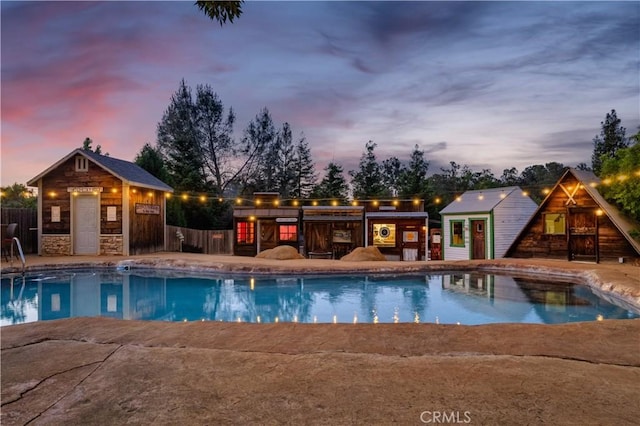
259;220;277;252
568;209;598;262
74;195;99;255
470;219;486;260
305;223;331;254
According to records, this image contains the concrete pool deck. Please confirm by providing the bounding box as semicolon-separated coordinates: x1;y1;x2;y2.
1;254;639;424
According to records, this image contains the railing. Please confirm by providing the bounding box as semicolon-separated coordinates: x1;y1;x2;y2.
10;237;26;273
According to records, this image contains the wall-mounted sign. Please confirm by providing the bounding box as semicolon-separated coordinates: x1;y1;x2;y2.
275;217;298;223
373;224;396;247
403;231;418;242
333;230;352;243
379;206;397;211
135;203;160;215
107;206;117;221
51;206;61;223
67;187;103;193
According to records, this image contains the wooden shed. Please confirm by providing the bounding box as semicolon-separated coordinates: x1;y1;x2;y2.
232;192;300;257
27;149;173;256
507;168;640;263
302;206;364;258
439;187;537;261
362;199;429;261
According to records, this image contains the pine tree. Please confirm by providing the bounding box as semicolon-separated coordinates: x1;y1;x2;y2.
291;135;316;199
134;143;169;183
311;162;349;202
381;156;403;197
397;145;430;198
273;123;296;197
592;109;628;175
157;79;208;191
348;141;389;199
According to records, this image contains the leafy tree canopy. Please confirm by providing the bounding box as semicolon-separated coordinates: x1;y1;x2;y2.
195;1;243;26
599;143;640;223
1;183;36;208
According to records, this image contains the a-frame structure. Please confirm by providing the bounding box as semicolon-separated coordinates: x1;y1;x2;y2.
507;168;640;263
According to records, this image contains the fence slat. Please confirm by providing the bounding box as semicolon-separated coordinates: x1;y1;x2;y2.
166;225;233;255
1;208;38;254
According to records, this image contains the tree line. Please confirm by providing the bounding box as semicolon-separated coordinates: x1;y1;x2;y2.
2;82;637;231
130;81;637;229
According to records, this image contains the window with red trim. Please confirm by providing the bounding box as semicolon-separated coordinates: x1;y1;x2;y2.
236;221;255;244
278;224;297;242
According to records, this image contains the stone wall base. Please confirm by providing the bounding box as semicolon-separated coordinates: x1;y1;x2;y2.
40;235;124;256
100;235;124;256
41;235;71;256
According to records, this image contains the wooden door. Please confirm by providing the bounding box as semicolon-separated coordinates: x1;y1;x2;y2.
568;209;597;261
400;226;420;261
471;220;486;260
305;222;332;254
259;220;277;252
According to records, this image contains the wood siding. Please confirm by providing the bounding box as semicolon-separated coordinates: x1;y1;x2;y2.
492;193;537;258
166;226;233;254
40;156;123;235
1;208;37;254
509;174;639;261
128;189;165;255
366;218;427;260
441;215;472;260
304;220;363;258
34;154;169;256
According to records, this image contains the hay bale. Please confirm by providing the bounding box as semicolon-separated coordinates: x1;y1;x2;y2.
340;246;386;261
255;245;304;260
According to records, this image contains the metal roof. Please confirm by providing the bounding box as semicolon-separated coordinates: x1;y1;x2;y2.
439;186;523;215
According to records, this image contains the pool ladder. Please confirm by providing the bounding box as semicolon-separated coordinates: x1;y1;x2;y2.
9;237;26;274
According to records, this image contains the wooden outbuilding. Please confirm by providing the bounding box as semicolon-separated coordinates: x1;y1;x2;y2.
232;192;300;257
232;193;430;260
362;199;429;261
302;206;364;258
439;187;537;260
27;149;173;256
507;168;640;263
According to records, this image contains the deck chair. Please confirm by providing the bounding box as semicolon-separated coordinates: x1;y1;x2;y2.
2;223;18;262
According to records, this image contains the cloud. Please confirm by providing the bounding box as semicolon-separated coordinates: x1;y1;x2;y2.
1;1;638;189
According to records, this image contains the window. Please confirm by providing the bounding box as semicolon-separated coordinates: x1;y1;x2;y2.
450;220;465;247
236;221;255;244
75;156;88;172
544;213;566;235
373;224;396;247
278;224;297;242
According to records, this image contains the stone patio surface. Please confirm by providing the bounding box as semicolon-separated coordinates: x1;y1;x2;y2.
1;254;639;425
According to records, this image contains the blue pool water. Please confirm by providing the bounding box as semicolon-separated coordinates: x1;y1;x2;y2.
1;269;638;326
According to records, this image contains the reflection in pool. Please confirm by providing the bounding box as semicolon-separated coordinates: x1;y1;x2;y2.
1;270;638;326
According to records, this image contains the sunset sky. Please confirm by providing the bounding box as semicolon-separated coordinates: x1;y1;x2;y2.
2;1;639;188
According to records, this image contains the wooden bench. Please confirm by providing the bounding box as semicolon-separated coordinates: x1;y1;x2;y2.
308;252;333;259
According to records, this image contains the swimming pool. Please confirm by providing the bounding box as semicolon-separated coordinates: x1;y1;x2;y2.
1;269;637;326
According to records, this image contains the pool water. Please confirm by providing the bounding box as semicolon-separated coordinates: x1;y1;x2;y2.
1;270;638;326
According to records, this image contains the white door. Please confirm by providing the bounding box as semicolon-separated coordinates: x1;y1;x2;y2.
74;195;99;254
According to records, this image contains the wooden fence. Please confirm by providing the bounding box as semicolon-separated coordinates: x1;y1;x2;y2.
1;208;38;254
166;225;233;255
